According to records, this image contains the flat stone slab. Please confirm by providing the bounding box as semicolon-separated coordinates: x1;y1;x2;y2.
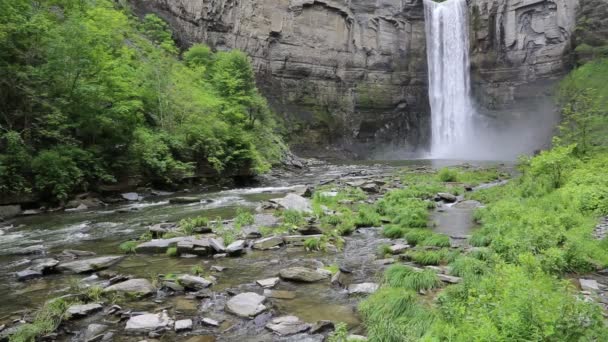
266;316;311;336
226;240;246;255
135;237;187;254
67;303;103;318
175;319;193;332
57;256;123;273
580;279;600;291
178;274;212;290
437;192;457;203
256;277;280;288
253;236;283;250
202;317;219;327
16;269;43;281
169;196;201;204
125;312;173;333
284;235;323;246
30;258;59;273
103;278;155;296
225;292;267;318
279;267;329;282
348;283;379;295
389;244;409;254
269;194;312;213
438;274;462;284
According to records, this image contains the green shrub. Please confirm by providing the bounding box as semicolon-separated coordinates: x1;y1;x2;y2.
119;241;138;254
383;225;405;239
234;208;254;228
449;256;489;279
355;204;382;227
437;168;458;182
406;250;447;266
304;237;322;251
166;247;178;257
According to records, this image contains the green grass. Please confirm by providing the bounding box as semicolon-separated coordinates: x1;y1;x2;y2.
406;250;447;266
304;237;322;251
234;208;254;228
449;256;490;279
166;247;178;257
354;204;382;227
383;265;441;291
119;240;138;254
9;298;72;342
190;265;204;276
179;215;209;235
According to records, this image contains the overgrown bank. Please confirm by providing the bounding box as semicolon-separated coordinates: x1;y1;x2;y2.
359;59;608;341
0;0;285;203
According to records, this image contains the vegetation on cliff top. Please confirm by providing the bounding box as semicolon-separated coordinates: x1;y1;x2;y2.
0;0;285;202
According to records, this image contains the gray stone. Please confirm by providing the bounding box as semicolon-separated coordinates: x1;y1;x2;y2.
16;269;42;281
57;256;123;273
347;283;379;295
201;318;219;327
30;258;59;273
178;274;212;290
270;194;312;213
225;292;267;318
67;303;103;318
169;197;200;204
438;274;462;284
389;243;409;254
265;316;311;336
279;267;329;282
580;279;600;291
103;278;155;296
135;237;186;254
121;192;140;201
13;244;46;255
226;240;246;255
284;235;323;246
256;277;280;288
437;192;457;203
209;238;225;253
252;236;283;250
125;312;173;333
0;205;21;219
373;258;395;265
84;324;109;342
174;319;193;332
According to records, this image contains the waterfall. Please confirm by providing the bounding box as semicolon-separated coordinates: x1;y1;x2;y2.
424;0;474;158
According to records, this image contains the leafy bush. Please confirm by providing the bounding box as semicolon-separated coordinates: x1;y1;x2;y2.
437;168;458;182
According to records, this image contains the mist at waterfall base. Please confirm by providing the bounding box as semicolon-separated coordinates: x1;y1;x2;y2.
374;0;558;162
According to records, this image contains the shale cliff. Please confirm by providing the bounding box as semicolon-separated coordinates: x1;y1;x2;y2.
132;0;582;155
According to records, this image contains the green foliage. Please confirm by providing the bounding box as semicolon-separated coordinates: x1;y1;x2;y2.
212;217;238;245
119;241;138;254
406;249;447;266
279;209;306;232
327;322;349;342
166;247;178;257
354;204;381;227
304;237;322;251
383;265;441;291
449;256;490;279
190;265;205;276
179;215;209;235
9;298;71;342
437;167;458;182
0;0;285;202
234;208;254;228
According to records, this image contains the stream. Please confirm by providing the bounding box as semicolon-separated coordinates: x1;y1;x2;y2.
0;159;503;341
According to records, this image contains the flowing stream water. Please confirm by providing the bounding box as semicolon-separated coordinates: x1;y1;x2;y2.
424;0;475;158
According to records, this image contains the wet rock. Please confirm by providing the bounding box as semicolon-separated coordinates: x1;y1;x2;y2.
174;319;193;332
256;277;280;288
148;223;172;237
201;317;219;327
284;235;322;246
162;281;184;292
84;323;109;341
65;204;88;212
226;240;246;256
580;279;600;291
13;244;46;256
103;278;155;296
310;320;334;334
297;225;323;235
121;192;140;201
453;200;482;209
348;283;379;295
437;274;462;284
61;249;97;258
436;192;457;203
57;255;123;273
225;292;267;318
330;271;348;286
169;197;200;204
16;269;43;281
266;316;311;336
269;194;312;213
67;303;103;318
279;267;329;282
0;205;21;219
176;240;194;255
252;236;283;250
30;258;59;273
209;238;226;253
389;243;409;254
263;289;296;299
211;265;226;272
178;275;212;290
135;237;186;254
125;311;173;333
373;258;395;265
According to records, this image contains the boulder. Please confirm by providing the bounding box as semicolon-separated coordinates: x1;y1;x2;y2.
57;256;123;273
178;275;212;290
103;278;155;296
279;267;329;282
121;192;140;201
347;283;379;295
269;194;312;213
256;277;280;288
225;292;267;318
389;244;409;254
67;303;103;318
16;269;43;281
169;197;200;204
437;192;457;203
125;312;173;333
310;320;335;334
209;238;225;253
252;236;283;250
226;240;246;256
174;319;193;332
266;316;311;336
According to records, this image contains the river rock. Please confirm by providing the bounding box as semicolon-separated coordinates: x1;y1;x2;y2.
437;192;457;203
13;244;46;255
438;274;462;284
310;320;335;334
125;312;173;333
103;278;155;296
279;267;329;282
201;318;219;327
347;283;379;295
209;238;225;253
178;274;212;290
67;303;103;318
389;243;410;254
225;292;267;318
256;277;280;288
252;236;283;250
226;240;246;256
580;279;600;291
57;256;123;273
174;319;193;332
269;194;312;213
169;197;200;204
284;234;322;246
30;258;59;273
266;316;311;336
121;192;140;201
263;289;296;299
84;323;109;341
16;269;42;281
135;237;186;254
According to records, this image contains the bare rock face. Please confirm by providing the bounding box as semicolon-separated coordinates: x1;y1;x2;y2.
130;0;431;155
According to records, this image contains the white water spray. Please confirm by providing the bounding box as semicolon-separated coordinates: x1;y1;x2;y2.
424;0;475;158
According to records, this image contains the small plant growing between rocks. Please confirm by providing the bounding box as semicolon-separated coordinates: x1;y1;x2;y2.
190;265;205;276
327;322;349;342
119;240;138;254
166;247;178;257
179;215;209;235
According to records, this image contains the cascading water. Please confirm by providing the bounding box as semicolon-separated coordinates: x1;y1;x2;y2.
424;0;475;158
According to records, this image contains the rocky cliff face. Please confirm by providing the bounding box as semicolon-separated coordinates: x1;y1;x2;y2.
132;0;581;156
132;0;430;156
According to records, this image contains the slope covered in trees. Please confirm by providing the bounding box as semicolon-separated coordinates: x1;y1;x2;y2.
0;0;285;202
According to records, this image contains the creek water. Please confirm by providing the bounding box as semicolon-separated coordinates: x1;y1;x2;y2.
0;159;499;339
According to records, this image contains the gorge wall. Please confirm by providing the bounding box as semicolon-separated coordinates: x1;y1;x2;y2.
131;0;581;157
